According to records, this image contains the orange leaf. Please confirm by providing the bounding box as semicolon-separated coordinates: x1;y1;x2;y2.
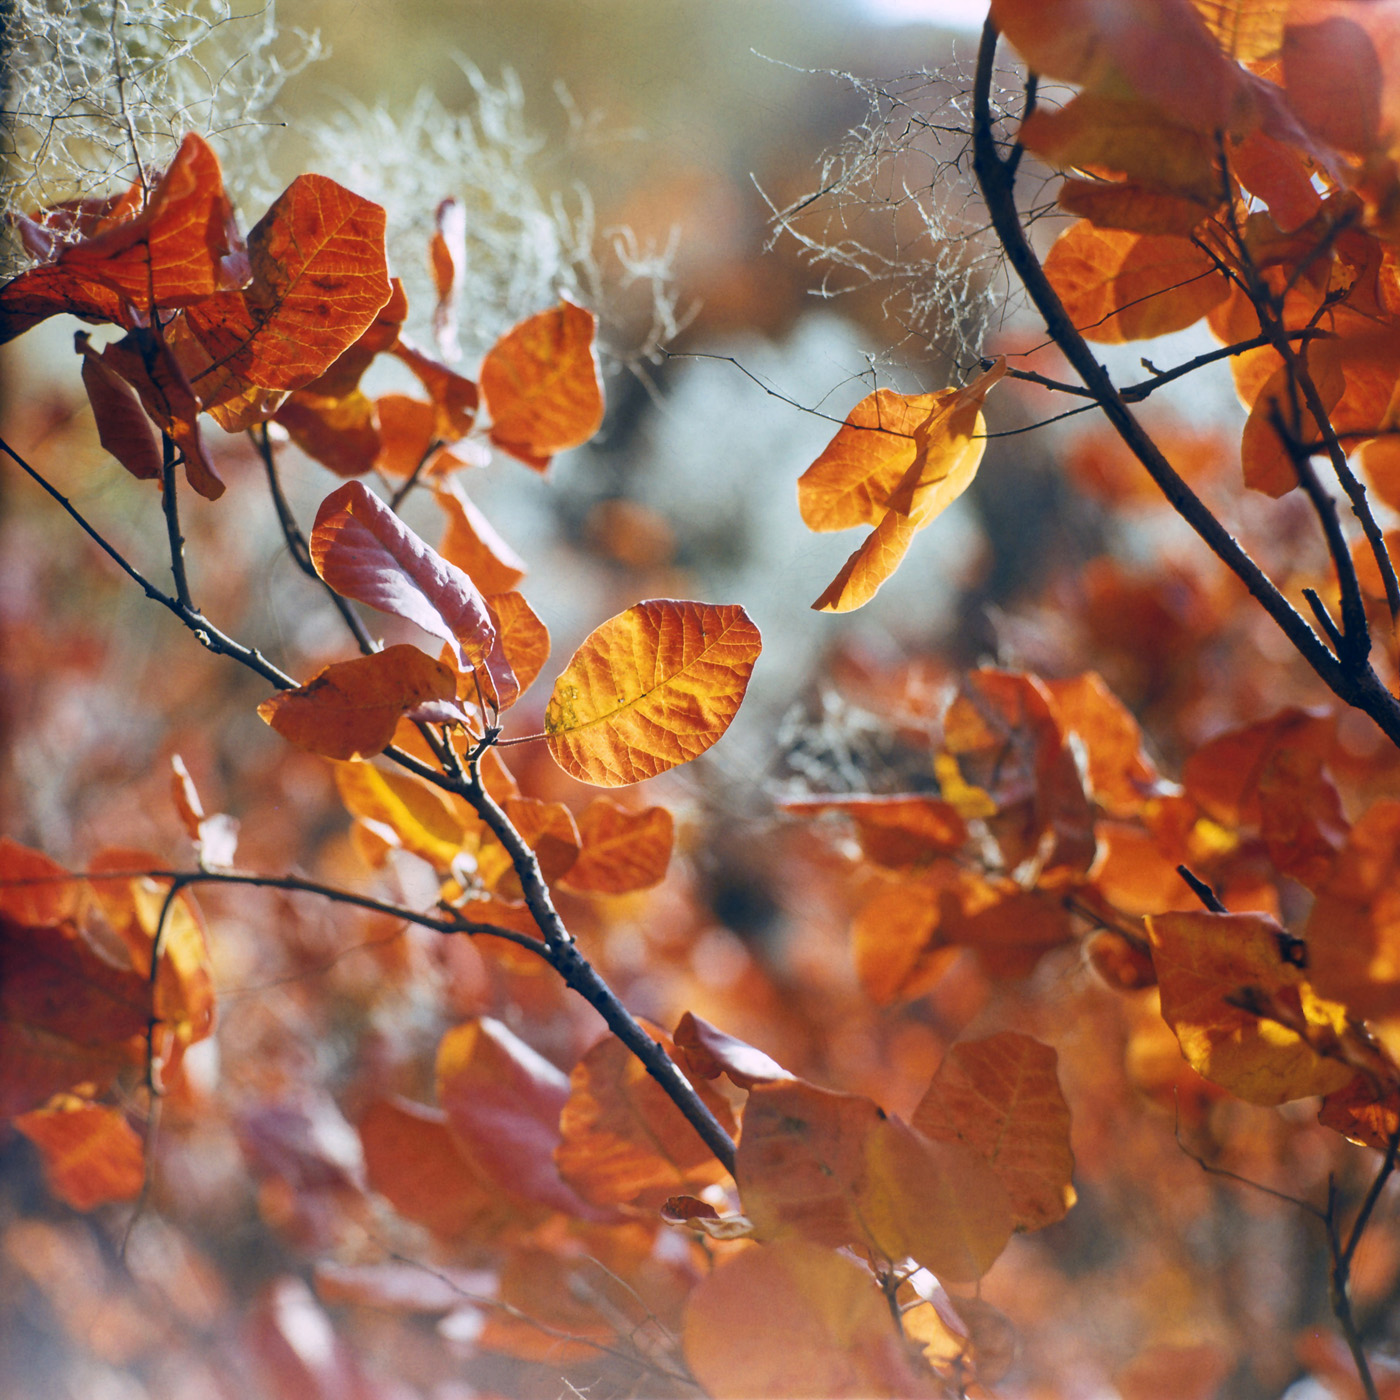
502;796;581;882
0;838;81;927
1318;1074;1400;1150
0;916;150;1117
15;1098;144;1210
1045;222;1229;344
673;1011;792;1089
430;197;467;361
1059;176;1218;237
780;793;967;868
301;278;409;399
851;876;958;1006
737;1079;1012;1280
435;1016;613;1220
76;331;163;481
392;340;478;441
544;599;761;786
185;174;392;398
555;1025;735;1207
371;393;436;477
911;1031;1076;1231
486;591;550;702
1240;354;1345;496
436;480;526;593
1147;910;1354;1105
1044;671;1165;819
480;299;604;469
683;1239;939;1400
359;1097;516;1241
334;761;468;870
258;645;459;761
559;799;674;894
275;390;380;477
310;481;497;671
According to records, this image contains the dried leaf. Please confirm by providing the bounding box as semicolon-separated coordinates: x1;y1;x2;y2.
309;481;496;671
673;1012;793;1089
258;645;459;761
544;599;761;786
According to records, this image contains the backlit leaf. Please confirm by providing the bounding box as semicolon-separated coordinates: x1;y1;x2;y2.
258;645;459;761
435;1016;613;1220
185;173;392;398
851;876;958;1006
559;799;674;894
544;599;761;786
486;592;550;701
435;480;526;593
480;300;604;469
334;761;467;870
911;1031;1077;1231
683;1239;938;1400
555;1025;735;1207
309;481;496;671
673;1011;793;1089
14;1098;144;1210
0;838;80;927
1044;223;1229;343
1147;910;1354;1105
275;389;380;477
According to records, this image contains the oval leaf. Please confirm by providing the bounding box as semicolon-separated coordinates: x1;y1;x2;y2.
15;1098;145;1210
544;600;761;786
309;482;496;671
559;799;674;894
258;644;458;760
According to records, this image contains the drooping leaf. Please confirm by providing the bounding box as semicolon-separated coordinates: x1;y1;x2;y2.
1059;175;1218;237
559;799;674;894
1044;222;1229;343
300;278;409;399
555;1025;735;1208
333;761;468;870
485;591;550;701
309;481;497;670
480;299;605;469
169;755;238;869
683;1239;939;1400
14;1097;145;1210
544;599;761;786
275;389;380;477
911;1031;1077;1231
1147;909;1355;1105
436;480;527;593
184;173;392;401
673;1011;793;1089
258;645;460;761
435;1016;614;1220
76;332;163;481
393;340;478;440
1044;671;1165;819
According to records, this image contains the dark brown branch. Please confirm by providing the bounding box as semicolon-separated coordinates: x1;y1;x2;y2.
159;434;194;611
971;19;1400;749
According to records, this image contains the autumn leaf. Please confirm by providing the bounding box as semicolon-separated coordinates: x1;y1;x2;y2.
435;1016;614;1221
184;173;392;401
808;359;1005;612
258;645;460;761
333;761;468;870
309;482;497;671
673;1011;792;1089
555;1025;735;1208
559;799;674;893
14;1097;145;1210
485;591;550;701
76;331;163;482
851;876;959;1006
1044;222;1229;343
779;793;967;869
911;1031;1077;1231
435;480;527;594
359;1097;517;1242
683;1239;940;1400
737;1079;1013;1281
430;197;467;361
275;389;381;477
0;838;81;928
1147;910;1354;1105
0;915;150;1118
480;299;604;469
544;599;761;786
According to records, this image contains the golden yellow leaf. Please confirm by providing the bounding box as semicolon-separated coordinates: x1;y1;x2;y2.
544;600;761;786
333;762;469;871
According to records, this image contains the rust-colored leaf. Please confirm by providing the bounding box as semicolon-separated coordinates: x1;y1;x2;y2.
435;480;526;594
1045;222;1229;343
15;1097;144;1210
851;876;958;1006
556;1025;735;1208
310;481;496;671
435;1016;614;1220
0;838;81;928
359;1097;517;1242
275;390;380;477
544;599;761;786
911;1031;1077;1231
258;645;459;761
486;591;550;701
737;1079;1012;1281
77;331;163;481
673;1012;793;1089
1147;910;1354;1105
1059;176;1218;237
0;915;150;1118
480;299;604;469
185;174;392;399
502;796;581;882
683;1239;939;1400
1318;1074;1400;1150
1044;671;1164;819
301;278;409;399
559;799;674;894
780;793;967;869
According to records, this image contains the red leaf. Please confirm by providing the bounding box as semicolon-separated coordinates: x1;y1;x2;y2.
15;1097;145;1210
309;481;496;671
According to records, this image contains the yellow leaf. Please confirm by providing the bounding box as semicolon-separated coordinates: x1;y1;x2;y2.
544;599;761;786
333;762;469;871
